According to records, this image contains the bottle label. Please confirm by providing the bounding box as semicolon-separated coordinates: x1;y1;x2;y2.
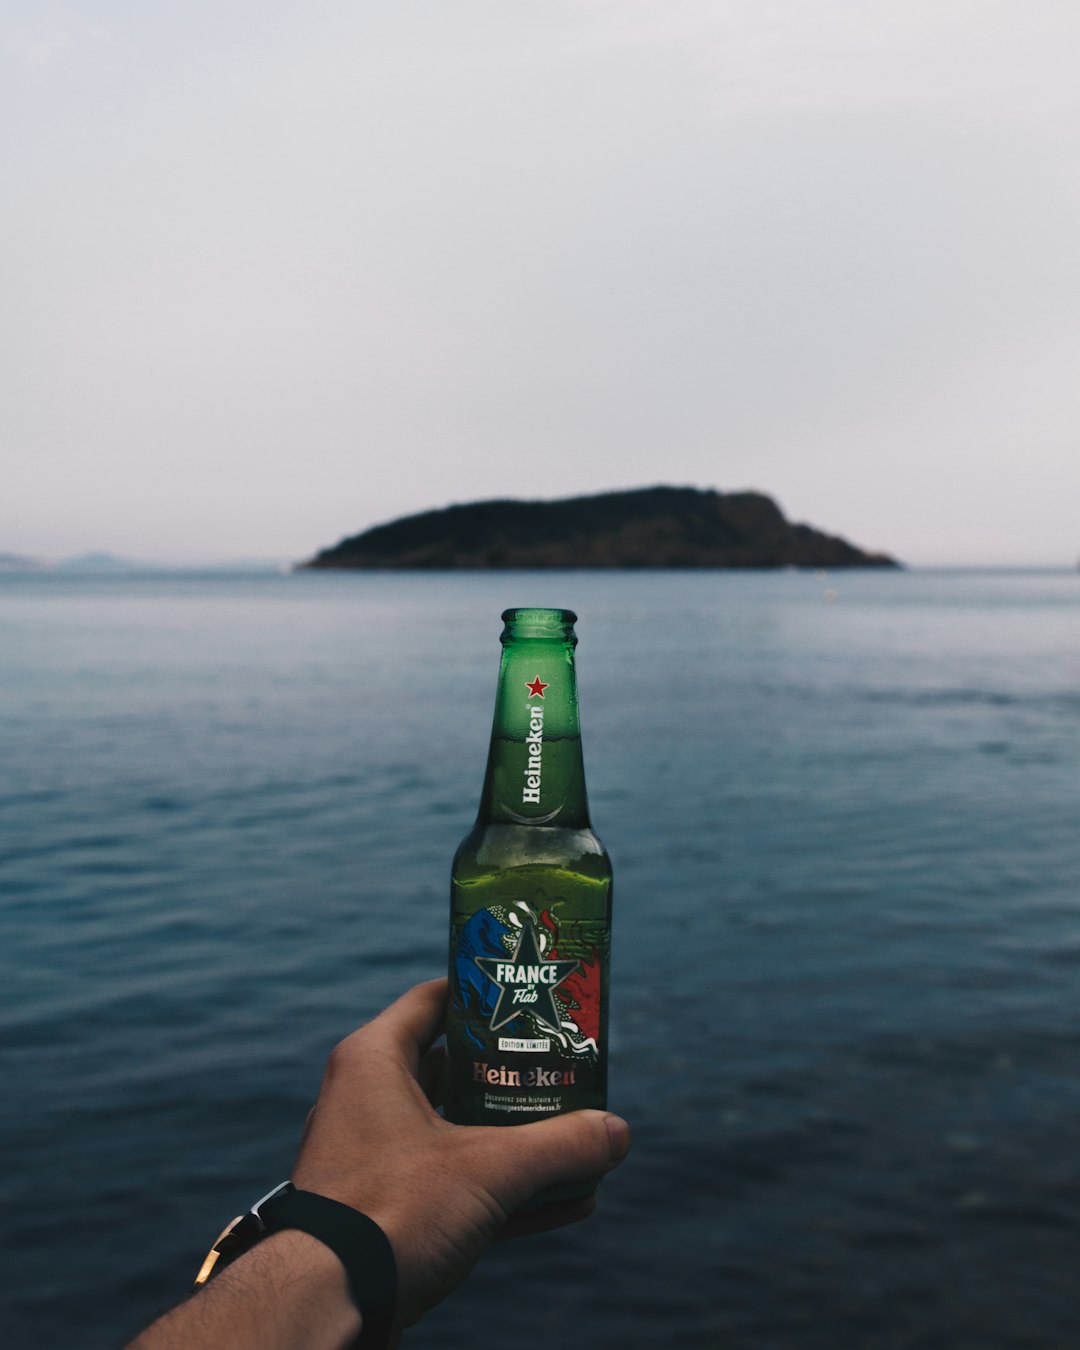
450;902;605;1118
520;673;549;806
521;696;545;804
475;920;580;1031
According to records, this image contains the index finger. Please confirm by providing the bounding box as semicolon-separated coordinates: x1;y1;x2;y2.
361;977;448;1071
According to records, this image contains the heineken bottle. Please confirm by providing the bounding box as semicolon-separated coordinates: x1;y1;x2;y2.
445;607;611;1138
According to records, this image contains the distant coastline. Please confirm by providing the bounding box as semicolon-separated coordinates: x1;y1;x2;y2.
303;486;900;571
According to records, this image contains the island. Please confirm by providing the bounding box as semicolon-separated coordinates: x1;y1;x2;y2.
303;486;900;570
0;552;46;572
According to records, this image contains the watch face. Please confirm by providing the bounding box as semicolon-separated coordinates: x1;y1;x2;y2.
250;1181;297;1224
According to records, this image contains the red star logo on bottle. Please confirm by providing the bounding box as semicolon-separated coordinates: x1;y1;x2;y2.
525;675;549;699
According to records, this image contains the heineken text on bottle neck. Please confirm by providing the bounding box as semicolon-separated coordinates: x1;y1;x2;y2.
445;608;612;1151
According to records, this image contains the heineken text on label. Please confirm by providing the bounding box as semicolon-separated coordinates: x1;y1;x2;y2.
445;607;612;1166
522;686;546;804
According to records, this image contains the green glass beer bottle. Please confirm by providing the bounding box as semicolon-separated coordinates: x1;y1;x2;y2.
445;607;611;1136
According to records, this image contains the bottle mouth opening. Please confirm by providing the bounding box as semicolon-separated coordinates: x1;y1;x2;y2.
500;607;578;641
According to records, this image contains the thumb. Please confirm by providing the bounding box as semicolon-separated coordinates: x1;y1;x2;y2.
479;1110;631;1211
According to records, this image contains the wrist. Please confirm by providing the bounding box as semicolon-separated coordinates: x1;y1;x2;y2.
129;1230;363;1350
236;1230;363;1347
192;1184;397;1349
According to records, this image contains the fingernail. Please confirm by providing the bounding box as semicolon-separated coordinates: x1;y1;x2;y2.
604;1114;631;1164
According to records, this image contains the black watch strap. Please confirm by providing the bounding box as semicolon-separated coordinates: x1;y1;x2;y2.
195;1182;397;1349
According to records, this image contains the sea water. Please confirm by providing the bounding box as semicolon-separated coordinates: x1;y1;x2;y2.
2;568;1079;1348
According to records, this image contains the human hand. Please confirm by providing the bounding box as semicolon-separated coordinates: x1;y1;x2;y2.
292;977;631;1329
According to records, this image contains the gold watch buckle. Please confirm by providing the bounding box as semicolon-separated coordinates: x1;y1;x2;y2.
194;1181;296;1287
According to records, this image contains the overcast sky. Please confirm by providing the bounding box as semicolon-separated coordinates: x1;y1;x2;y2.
3;1;1078;565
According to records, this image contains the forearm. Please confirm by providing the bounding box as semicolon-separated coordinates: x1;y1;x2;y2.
123;979;631;1347
127;1230;361;1350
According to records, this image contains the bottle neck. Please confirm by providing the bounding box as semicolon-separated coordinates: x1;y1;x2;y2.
476;636;591;829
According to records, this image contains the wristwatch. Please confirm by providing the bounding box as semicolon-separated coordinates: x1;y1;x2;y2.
194;1181;397;1349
